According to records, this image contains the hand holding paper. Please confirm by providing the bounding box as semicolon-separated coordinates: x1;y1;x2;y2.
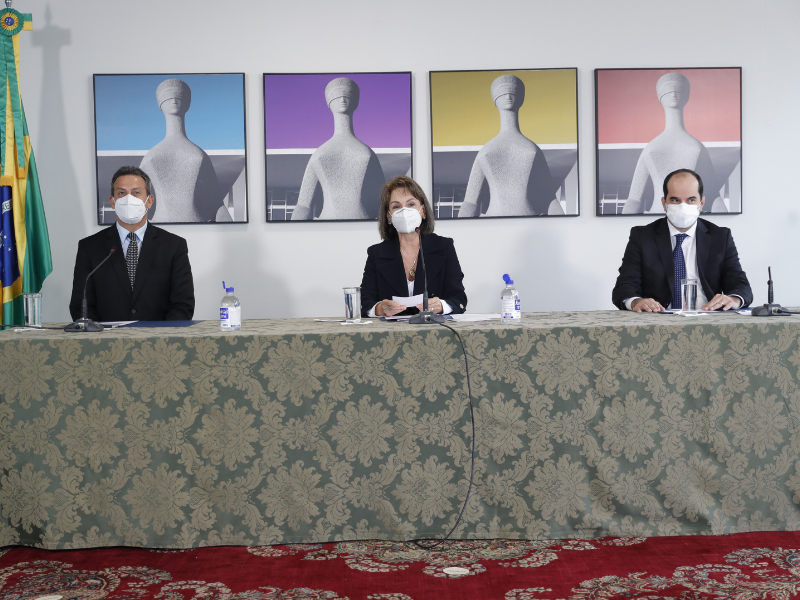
376;299;406;317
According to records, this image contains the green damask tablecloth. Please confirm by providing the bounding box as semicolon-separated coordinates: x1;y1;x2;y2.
2;312;800;549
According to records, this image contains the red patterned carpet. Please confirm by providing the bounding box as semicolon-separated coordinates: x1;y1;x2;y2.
2;532;800;599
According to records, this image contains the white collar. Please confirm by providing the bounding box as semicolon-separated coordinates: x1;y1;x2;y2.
116;220;148;242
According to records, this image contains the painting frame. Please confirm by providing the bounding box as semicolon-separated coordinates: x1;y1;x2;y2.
93;72;249;225
429;67;580;220
594;66;743;217
263;71;413;223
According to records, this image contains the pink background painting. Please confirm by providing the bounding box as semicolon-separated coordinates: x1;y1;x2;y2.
597;68;741;144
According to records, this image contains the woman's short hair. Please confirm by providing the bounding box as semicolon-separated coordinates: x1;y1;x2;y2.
378;175;435;240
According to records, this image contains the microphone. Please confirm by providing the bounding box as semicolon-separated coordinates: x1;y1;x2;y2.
768;266;774;304
64;248;115;332
752;266;786;316
409;228;445;325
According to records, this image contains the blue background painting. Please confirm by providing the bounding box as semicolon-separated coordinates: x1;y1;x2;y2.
94;73;245;151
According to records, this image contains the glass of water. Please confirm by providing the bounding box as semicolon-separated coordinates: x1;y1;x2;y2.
343;287;361;323
680;278;699;313
24;293;42;327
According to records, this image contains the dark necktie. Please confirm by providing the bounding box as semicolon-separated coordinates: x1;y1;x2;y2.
672;233;687;309
126;232;138;289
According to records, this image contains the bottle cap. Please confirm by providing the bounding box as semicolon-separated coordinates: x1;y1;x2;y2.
223;281;234;294
503;274;513;285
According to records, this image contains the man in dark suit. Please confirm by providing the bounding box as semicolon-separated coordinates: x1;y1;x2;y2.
612;168;751;312
69;166;194;321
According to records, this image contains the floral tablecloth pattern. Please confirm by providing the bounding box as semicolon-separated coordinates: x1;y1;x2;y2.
2;312;799;549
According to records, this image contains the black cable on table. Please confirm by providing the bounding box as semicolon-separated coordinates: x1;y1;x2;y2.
412;320;477;550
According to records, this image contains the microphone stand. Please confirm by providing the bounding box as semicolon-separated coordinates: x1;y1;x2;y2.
409;229;445;325
64;249;115;332
751;267;785;316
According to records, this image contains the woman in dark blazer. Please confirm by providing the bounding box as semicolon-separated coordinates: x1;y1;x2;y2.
360;175;467;318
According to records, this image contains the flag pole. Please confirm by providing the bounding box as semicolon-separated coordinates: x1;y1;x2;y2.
0;2;53;325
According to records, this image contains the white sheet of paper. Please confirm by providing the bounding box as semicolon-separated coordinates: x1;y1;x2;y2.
450;313;501;322
392;294;423;308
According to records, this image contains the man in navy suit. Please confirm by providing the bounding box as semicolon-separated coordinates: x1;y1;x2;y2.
69;166;194;322
612;168;751;312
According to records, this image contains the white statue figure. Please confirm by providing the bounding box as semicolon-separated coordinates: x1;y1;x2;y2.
140;79;228;222
291;77;385;220
459;75;562;218
622;72;725;214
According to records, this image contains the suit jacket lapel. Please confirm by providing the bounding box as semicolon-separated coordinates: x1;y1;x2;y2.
413;235;445;296
107;226;132;295
694;219;711;293
132;224;159;303
376;238;409;298
655;218;675;298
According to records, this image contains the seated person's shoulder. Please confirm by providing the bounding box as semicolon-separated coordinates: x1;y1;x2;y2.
427;232;454;247
367;239;390;255
626;221;655;238
151;225;188;244
81;227;113;244
698;217;729;234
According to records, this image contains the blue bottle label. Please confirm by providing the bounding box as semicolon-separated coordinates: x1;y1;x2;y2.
220;308;229;320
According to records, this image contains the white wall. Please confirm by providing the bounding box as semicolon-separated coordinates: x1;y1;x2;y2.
19;0;800;322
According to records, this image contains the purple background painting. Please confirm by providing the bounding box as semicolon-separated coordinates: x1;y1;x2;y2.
264;73;411;149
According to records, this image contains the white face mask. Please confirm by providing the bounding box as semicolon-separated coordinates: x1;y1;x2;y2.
391;207;423;234
114;194;148;225
665;202;700;229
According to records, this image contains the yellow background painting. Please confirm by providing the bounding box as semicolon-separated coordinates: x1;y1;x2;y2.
430;69;577;146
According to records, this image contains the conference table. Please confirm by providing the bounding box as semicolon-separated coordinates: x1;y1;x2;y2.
2;311;799;549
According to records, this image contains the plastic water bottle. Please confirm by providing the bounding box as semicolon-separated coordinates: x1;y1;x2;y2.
220;281;241;331
501;274;521;322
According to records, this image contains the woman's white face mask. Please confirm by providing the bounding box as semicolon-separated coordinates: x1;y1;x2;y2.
665;202;700;229
391;207;423;234
114;194;148;224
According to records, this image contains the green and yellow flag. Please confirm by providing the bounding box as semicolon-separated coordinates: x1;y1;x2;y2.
0;7;52;325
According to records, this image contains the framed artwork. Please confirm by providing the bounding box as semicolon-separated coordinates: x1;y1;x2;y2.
264;72;412;222
430;68;579;219
94;73;248;225
595;67;742;216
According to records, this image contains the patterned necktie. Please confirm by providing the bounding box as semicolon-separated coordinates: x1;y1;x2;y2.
672;233;687;309
126;232;138;289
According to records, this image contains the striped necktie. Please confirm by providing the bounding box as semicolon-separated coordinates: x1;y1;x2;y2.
672;233;687;309
126;232;138;289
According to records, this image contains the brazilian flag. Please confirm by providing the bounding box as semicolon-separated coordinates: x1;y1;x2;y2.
0;8;52;326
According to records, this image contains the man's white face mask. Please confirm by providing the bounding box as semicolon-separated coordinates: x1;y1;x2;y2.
391;207;423;234
665;202;700;229
115;194;148;225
